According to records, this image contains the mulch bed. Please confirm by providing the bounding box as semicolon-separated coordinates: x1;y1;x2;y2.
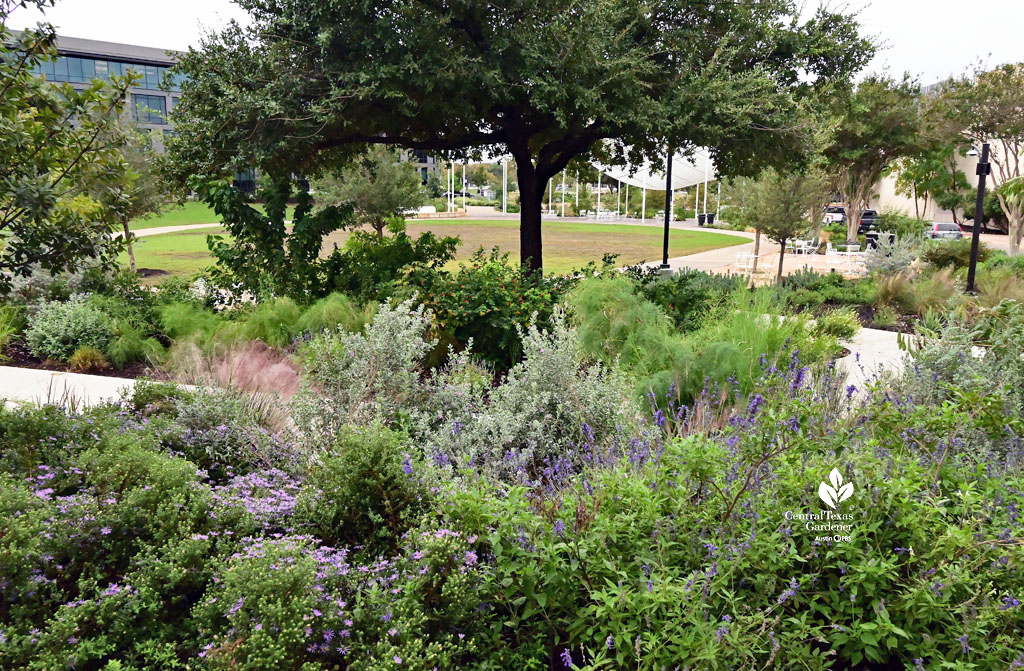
851;304;917;334
2;342;151;379
136;268;170;279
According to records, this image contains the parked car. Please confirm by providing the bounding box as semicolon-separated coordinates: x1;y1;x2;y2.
927;222;964;239
856;209;879;234
822;205;846;225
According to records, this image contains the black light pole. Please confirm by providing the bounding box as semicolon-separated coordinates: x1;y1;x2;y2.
661;150;673;269
966;142;991;293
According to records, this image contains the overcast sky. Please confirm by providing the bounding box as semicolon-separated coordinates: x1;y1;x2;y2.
7;0;1023;86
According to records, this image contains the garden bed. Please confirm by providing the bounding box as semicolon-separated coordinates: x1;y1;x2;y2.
1;341;151;379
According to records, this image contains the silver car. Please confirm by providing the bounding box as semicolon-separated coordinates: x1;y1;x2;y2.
927;222;964;239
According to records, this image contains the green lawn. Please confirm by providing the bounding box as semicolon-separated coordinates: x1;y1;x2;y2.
122;219;746;279
130;201;296;230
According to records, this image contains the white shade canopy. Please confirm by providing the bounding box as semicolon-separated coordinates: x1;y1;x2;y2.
595;148;716;189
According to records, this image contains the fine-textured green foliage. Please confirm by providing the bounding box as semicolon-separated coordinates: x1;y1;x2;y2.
294;292;376;336
922;238;991;269
570;276;840;403
814;307;861;339
24;296;116;362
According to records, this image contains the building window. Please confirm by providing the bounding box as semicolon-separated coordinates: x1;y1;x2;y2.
132;94;167;124
31;56;181;91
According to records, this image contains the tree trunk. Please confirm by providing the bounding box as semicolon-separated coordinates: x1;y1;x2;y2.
913;184;920;219
752;228;761;275
518;171;545;273
776;239;786;286
123;218;136;272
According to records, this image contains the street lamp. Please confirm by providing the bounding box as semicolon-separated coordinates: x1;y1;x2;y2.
966;142;991;293
661;149;673;270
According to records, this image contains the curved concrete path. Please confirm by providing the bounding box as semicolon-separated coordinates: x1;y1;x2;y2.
1;366;138;409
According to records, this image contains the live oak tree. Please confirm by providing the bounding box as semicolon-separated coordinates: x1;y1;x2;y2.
168;0;871;272
820;75;922;242
935;64;1024;255
311;146;426;239
0;0;133;293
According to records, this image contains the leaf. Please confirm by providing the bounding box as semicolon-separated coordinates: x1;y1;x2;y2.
819;482;838;509
829;468;843;490
837;482;854;503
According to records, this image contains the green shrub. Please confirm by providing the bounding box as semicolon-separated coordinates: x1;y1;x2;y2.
24;296;116;362
158;301;225;342
922;238;990;269
409;247;562;370
323;226;458;301
873;305;898;328
783;269;871;308
876;209;929;238
236;297;303;348
106;323;166;367
570;274;697;400
815;307;861;339
295;424;427;555
68;346;108;373
0;304;26;357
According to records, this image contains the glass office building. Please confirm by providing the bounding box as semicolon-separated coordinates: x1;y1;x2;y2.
27;35;181;151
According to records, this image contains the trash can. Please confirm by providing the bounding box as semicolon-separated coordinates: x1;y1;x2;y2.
706;213;716;225
698;213;707;225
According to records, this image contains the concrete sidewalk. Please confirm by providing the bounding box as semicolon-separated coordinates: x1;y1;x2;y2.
838;327;907;389
120;223;222;238
1;366;139;409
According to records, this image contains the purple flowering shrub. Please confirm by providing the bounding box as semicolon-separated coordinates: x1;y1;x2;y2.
436;362;1024;670
164;385;299;481
192;529;488;671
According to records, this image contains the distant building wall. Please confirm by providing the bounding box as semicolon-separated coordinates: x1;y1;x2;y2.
28;35;181;151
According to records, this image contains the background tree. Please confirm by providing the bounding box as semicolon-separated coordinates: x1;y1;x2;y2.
168;0;872;273
935;64;1024;254
101;125;169;271
743;169;829;284
821;75;922;242
0;0;133;293
311;146;426;239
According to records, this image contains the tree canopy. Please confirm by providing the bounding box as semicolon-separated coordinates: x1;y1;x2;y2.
0;0;133;293
820;75;922;242
168;0;872;272
934;64;1024;255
